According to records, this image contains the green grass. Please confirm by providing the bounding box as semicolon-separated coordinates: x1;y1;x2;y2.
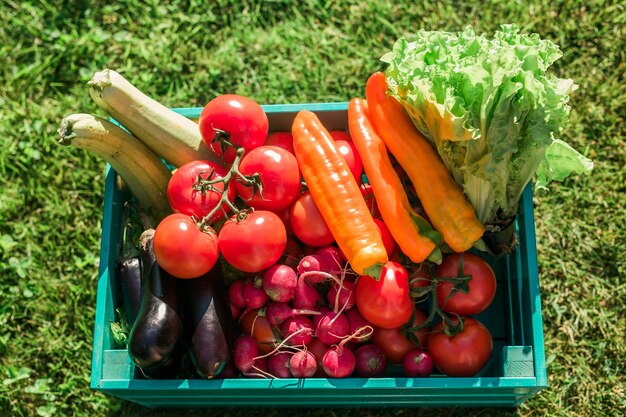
1;0;625;416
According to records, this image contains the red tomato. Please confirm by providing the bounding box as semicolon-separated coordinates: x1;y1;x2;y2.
219;210;287;273
360;183;380;218
373;218;395;255
234;145;301;211
153;214;219;279
371;309;429;364
427;317;493;377
436;253;497;316
289;191;335;247
167;160;235;223
356;261;413;329
240;309;277;354
264;131;295;154
274;208;294;236
409;266;431;289
335;139;363;184
329;130;351;141
198;94;268;164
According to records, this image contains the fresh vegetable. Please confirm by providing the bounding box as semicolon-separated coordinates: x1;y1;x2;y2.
356;261;413;329
289;350;317;378
365;73;485;253
297;255;329;284
218;210;287;273
436;252;497;316
153;213;219;279
346;308;372;343
262;265;298;303
371;309;429;364
242;280;269;310
116;221;142;326
128;230;184;369
281;316;314;346
234;145;301;211
167;159;235;223
372;218;396;257
315;310;349;345
381;25;593;251
180;268;232;379
198;94;268;164
88;69;219;168
348;97;441;263
233;335;260;374
265;301;320;327
268;351;293;378
264;131;295;154
292;278;321;310
327;281;356;312
289;191;335;247
427;317;493;377
240;309;277;354
57;114;171;221
314;245;344;275
322;344;356;378
292;110;388;276
334;139;363;184
403;349;434;377
354;344;387;377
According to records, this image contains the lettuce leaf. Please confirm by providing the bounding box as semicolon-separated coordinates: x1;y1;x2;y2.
382;24;593;225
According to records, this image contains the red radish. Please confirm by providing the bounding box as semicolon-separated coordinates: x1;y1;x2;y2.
243;280;269;309
329;130;351;142
315;311;349;345
262;264;298;302
315;245;344;275
266;301;320;327
228;280;247;309
230;302;242;320
268;351;293;378
373;218;395;255
307;338;330;377
346;308;372;343
289;350;317;378
233;335;259;373
247;356;269;378
297;255;328;284
327;281;356;311
403;349;434;377
322;345;356;378
279;237;303;269
355;344;387;377
281;316;314;346
217;360;239;379
312;306;332;330
292;278;321;310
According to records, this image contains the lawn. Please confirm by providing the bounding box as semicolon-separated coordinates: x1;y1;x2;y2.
1;1;625;416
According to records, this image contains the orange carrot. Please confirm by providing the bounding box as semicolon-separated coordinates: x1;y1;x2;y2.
292;110;388;277
348;97;441;263
365;72;485;252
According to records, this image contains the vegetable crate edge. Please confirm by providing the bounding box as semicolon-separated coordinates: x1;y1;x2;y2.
91;103;548;408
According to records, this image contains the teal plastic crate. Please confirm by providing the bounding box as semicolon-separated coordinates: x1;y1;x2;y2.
91;103;547;408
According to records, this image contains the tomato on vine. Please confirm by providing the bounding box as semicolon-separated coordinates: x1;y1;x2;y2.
198;94;268;164
153;213;219;279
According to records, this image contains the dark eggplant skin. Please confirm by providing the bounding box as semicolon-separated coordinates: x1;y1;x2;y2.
116;222;142;325
128;229;184;369
181;266;233;379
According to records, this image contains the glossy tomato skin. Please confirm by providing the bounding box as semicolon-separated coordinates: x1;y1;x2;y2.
371;308;429;364
234;146;301;211
264;131;295;154
289;191;335;247
329;130;351;142
198;94;268;164
167;160;235;223
436;253;497;316
240;309;277;354
373;218;395;255
334;139;363;184
356;261;413;329
218;210;287;273
427;317;493;377
153;214;219;279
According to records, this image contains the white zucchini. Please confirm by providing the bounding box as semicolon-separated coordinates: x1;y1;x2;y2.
88;69;220;168
58;114;172;221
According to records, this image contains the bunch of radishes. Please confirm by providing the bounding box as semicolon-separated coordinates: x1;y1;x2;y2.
226;240;434;379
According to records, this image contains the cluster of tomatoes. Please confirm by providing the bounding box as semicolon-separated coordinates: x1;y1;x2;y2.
151;93;498;378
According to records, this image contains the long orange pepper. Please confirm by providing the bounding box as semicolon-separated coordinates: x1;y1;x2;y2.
292;110;388;277
365;72;485;252
348;98;442;263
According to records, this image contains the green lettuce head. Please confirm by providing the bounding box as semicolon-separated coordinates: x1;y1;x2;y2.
382;24;593;226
